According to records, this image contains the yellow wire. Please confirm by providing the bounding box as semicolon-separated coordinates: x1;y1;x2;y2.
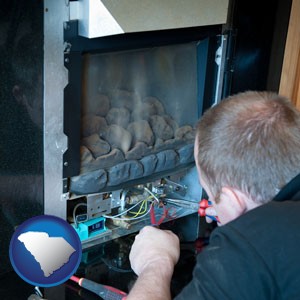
129;199;148;217
128;195;155;218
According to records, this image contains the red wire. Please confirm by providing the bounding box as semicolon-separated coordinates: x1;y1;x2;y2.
150;203;157;225
70;275;80;284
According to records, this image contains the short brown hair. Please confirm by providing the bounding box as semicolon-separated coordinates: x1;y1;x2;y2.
195;91;300;204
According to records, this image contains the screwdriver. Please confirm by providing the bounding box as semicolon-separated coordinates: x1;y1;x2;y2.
165;198;220;222
70;275;127;300
163;198;199;210
198;199;220;223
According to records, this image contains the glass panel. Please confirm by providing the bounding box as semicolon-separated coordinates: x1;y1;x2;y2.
71;42;200;193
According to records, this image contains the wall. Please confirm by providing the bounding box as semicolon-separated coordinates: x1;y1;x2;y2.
279;0;300;109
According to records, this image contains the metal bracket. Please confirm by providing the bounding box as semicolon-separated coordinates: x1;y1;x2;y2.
86;193;111;219
214;34;228;105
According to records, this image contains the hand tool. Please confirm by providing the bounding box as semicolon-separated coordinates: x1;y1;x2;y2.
162;197;220;223
163;198;199;210
198;199;220;223
70;275;127;300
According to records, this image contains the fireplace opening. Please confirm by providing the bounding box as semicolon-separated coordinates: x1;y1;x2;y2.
63;23;223;195
71;42;201;194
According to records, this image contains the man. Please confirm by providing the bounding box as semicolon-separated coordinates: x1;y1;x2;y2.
127;91;300;300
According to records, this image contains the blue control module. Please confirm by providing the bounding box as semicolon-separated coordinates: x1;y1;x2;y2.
73;216;106;241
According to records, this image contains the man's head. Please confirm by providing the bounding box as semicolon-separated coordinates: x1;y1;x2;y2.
194;91;300;224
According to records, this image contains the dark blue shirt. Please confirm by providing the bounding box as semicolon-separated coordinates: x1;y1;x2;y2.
175;201;300;300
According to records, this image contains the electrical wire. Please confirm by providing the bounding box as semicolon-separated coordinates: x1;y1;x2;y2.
73;203;87;228
103;197;147;218
103;188;162;221
103;194;154;220
128;199;148;217
144;186;160;203
103;202;154;221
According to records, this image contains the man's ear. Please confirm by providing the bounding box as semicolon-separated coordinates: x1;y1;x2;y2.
219;186;247;220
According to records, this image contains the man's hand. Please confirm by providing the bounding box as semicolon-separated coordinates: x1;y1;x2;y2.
127;226;180;300
129;226;180;276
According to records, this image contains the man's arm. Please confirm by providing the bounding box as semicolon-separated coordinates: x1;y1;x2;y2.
126;226;180;300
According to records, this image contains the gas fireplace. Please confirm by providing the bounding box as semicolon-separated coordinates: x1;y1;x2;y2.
43;0;231;246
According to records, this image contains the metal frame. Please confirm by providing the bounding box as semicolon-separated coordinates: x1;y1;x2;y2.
44;0;69;218
214;35;228;105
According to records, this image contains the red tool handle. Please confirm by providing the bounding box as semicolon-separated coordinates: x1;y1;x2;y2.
103;284;127;298
70;276;127;300
80;278;127;300
198;199;220;223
